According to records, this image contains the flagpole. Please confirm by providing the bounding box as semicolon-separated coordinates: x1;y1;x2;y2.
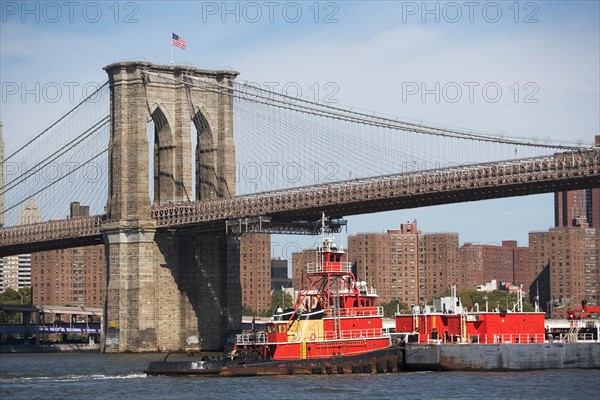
170;40;174;65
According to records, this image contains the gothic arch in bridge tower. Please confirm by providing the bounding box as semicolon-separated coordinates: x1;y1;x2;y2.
149;105;177;204
192;107;218;201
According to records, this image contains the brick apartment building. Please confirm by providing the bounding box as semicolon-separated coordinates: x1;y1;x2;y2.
529;218;599;318
346;221;460;305
239;233;271;314
31;246;105;307
541;171;600;317
555;188;600;229
30;203;105;308
460;241;529;290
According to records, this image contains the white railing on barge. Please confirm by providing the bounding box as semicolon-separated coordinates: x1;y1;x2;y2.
421;333;545;344
490;333;545;344
557;332;599;343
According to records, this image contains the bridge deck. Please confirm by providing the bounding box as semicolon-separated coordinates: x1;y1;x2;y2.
1;150;599;256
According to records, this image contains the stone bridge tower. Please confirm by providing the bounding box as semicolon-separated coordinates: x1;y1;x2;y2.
101;61;240;352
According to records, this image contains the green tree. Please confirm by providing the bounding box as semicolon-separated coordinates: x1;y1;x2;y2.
0;287;31;324
379;299;409;318
0;287;31;305
242;291;295;317
452;290;534;312
262;290;294;317
241;304;255;316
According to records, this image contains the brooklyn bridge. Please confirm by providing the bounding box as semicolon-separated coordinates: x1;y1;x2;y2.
1;61;598;352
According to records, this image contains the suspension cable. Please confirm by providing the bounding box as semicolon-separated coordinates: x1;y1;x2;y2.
0;150;108;218
1;116;109;195
141;71;587;151
1;82;109;166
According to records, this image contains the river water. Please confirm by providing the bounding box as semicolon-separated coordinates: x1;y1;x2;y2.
1;353;599;400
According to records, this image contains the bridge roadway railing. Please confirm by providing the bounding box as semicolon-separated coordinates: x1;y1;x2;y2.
1;150;599;253
151;150;600;228
0;215;103;249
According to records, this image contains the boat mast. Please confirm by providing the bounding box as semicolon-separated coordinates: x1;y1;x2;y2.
291;213;353;339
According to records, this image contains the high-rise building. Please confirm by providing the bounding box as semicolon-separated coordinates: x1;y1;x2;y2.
528;217;600;318
484;242;515;284
271;257;289;291
593;188;600;230
0;198;42;292
239;234;271;313
31;246;105;307
348;230;409;303
30;202;105;307
555;189;600;229
18;198;43;225
459;241;529;290
554;137;600;229
528;231;551;310
547;219;599;318
460;244;484;290
0;254;31;292
512;242;530;290
347;221;460;304
420;232;460;298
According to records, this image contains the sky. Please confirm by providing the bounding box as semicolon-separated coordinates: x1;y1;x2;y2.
1;1;599;257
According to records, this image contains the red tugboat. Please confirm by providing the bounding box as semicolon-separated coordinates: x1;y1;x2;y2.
146;217;402;376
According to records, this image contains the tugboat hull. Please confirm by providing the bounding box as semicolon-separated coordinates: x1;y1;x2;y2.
145;346;403;377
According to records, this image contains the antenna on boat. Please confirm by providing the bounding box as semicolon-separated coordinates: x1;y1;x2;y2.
518;284;524;313
340;216;347;252
320;211;326;266
535;281;540;313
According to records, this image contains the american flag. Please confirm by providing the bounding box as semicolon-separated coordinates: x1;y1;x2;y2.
171;33;186;49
